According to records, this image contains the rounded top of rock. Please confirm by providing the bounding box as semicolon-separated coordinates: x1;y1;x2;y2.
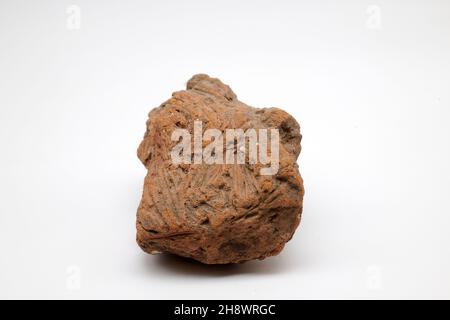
186;74;237;102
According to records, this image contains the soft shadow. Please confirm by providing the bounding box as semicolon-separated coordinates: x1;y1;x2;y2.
144;252;295;277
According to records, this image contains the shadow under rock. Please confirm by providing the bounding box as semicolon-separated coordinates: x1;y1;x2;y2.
144;252;295;277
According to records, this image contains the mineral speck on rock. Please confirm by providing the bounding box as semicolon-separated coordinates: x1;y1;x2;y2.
136;74;304;264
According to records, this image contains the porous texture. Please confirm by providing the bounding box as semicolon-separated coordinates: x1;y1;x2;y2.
136;74;304;264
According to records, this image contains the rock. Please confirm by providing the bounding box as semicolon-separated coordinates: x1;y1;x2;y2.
136;74;304;264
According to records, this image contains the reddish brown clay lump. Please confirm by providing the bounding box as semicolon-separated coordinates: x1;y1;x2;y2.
136;74;304;264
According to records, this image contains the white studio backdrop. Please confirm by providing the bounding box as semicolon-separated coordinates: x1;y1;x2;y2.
0;0;450;299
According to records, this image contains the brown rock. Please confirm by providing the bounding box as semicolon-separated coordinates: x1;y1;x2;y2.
136;74;304;264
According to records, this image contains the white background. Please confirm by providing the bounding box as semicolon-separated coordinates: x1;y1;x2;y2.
1;0;450;299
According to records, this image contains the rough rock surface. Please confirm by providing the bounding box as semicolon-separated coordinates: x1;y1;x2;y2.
136;74;304;264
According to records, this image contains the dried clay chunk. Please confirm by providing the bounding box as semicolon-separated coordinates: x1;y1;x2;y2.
136;74;304;264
